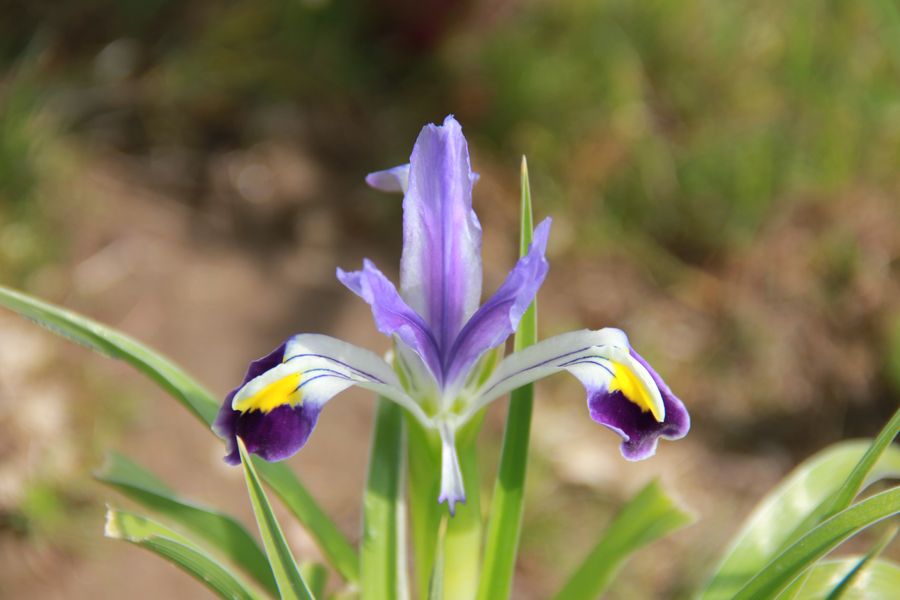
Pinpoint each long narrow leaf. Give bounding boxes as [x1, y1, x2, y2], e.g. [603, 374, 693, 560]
[0, 284, 359, 582]
[95, 452, 278, 596]
[105, 507, 262, 600]
[237, 438, 313, 600]
[733, 487, 900, 600]
[701, 439, 900, 599]
[553, 480, 693, 600]
[785, 409, 900, 549]
[778, 557, 900, 600]
[252, 459, 360, 583]
[0, 285, 218, 423]
[361, 397, 408, 599]
[824, 525, 896, 599]
[477, 156, 538, 600]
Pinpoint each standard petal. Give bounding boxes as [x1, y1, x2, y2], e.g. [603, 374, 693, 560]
[401, 115, 483, 351]
[337, 259, 443, 381]
[444, 218, 551, 388]
[213, 334, 426, 465]
[468, 328, 688, 459]
[366, 164, 410, 194]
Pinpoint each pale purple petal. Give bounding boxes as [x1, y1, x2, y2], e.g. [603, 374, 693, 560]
[366, 164, 410, 194]
[337, 259, 443, 381]
[401, 115, 483, 352]
[444, 218, 551, 387]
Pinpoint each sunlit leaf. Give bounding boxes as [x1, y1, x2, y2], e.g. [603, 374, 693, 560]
[701, 439, 900, 600]
[733, 487, 900, 599]
[105, 507, 262, 600]
[0, 285, 217, 423]
[237, 438, 313, 600]
[96, 452, 277, 596]
[553, 479, 693, 600]
[778, 557, 900, 600]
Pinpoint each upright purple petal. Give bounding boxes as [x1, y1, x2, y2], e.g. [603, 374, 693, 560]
[401, 115, 483, 352]
[337, 259, 443, 381]
[589, 349, 689, 460]
[444, 218, 551, 387]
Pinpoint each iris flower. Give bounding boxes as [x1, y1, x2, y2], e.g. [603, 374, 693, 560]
[214, 116, 689, 512]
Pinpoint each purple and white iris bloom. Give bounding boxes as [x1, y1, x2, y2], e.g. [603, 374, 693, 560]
[214, 116, 689, 513]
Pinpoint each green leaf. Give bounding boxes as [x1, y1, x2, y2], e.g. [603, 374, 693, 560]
[733, 487, 900, 600]
[823, 525, 896, 600]
[105, 507, 262, 600]
[361, 397, 408, 599]
[299, 563, 329, 599]
[237, 438, 313, 600]
[553, 480, 693, 600]
[0, 285, 218, 424]
[477, 156, 538, 600]
[0, 285, 359, 582]
[252, 459, 360, 584]
[428, 517, 448, 600]
[778, 557, 900, 600]
[787, 409, 900, 548]
[701, 439, 900, 600]
[95, 452, 278, 597]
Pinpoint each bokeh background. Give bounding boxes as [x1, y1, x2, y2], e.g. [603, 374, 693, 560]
[1, 0, 898, 597]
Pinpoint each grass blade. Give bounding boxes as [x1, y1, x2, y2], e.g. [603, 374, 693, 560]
[361, 397, 408, 599]
[105, 507, 262, 600]
[701, 438, 900, 599]
[237, 438, 313, 600]
[95, 452, 278, 596]
[733, 487, 900, 600]
[477, 156, 538, 600]
[0, 284, 359, 582]
[553, 480, 693, 600]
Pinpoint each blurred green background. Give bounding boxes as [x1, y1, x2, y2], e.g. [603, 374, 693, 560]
[1, 0, 898, 597]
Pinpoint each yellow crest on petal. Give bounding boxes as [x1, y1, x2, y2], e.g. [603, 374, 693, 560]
[233, 372, 303, 414]
[608, 361, 664, 422]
